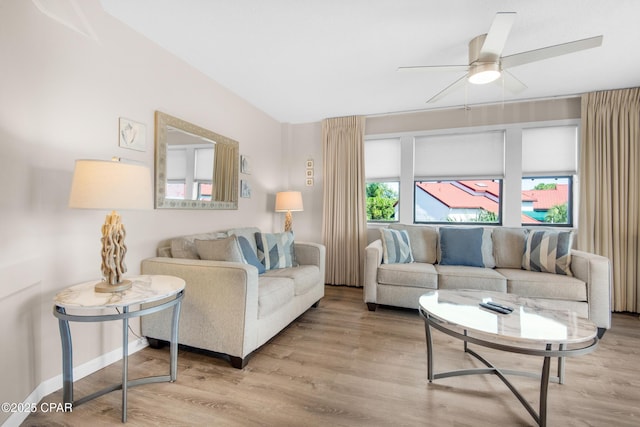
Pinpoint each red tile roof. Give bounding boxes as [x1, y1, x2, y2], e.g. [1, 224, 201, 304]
[416, 180, 499, 213]
[521, 184, 568, 210]
[416, 181, 566, 221]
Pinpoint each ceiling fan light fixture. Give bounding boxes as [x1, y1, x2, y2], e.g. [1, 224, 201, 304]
[468, 63, 501, 84]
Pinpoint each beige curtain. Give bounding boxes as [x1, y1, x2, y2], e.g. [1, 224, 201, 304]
[322, 116, 367, 286]
[578, 87, 640, 312]
[213, 143, 238, 202]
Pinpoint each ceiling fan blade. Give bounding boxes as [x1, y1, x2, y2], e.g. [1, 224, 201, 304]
[479, 12, 516, 61]
[501, 35, 603, 69]
[398, 65, 468, 72]
[497, 70, 527, 93]
[427, 74, 468, 103]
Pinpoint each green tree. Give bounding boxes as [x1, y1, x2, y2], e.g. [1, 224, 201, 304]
[474, 209, 498, 223]
[545, 203, 568, 223]
[366, 183, 398, 221]
[446, 209, 498, 223]
[534, 183, 557, 190]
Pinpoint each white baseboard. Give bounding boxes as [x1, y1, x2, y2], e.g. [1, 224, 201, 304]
[3, 338, 148, 427]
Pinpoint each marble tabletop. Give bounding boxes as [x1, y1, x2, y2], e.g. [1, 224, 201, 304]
[419, 290, 597, 345]
[54, 275, 185, 309]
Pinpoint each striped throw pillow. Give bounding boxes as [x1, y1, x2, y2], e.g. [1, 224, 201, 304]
[522, 230, 573, 276]
[380, 229, 414, 264]
[255, 231, 295, 270]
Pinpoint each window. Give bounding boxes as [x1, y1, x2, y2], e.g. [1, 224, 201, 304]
[365, 138, 401, 222]
[521, 177, 572, 226]
[365, 119, 578, 227]
[166, 181, 186, 199]
[415, 179, 501, 224]
[366, 181, 399, 222]
[413, 131, 504, 224]
[521, 126, 577, 226]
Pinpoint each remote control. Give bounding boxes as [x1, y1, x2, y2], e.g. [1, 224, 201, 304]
[479, 302, 511, 314]
[485, 301, 513, 312]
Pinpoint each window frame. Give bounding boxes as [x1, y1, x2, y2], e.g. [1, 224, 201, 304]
[521, 175, 574, 227]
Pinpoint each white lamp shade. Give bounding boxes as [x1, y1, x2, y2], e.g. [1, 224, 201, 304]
[69, 159, 152, 210]
[275, 191, 303, 212]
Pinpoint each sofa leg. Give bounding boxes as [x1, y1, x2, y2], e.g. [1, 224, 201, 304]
[147, 337, 167, 349]
[312, 300, 320, 308]
[229, 356, 247, 369]
[366, 302, 377, 311]
[597, 327, 607, 339]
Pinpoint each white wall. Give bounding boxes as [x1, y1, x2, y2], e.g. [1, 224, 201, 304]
[278, 122, 324, 242]
[0, 1, 284, 421]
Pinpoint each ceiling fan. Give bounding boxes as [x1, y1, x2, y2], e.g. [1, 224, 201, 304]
[399, 12, 603, 103]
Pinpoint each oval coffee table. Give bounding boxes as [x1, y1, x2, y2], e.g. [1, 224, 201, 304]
[419, 289, 598, 427]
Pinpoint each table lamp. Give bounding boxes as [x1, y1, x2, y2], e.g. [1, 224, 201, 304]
[275, 191, 303, 232]
[69, 158, 152, 292]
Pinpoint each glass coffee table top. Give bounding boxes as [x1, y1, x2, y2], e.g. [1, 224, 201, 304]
[419, 289, 598, 345]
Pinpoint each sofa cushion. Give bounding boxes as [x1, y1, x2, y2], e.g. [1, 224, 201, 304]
[262, 265, 321, 296]
[258, 276, 295, 318]
[522, 230, 573, 276]
[492, 227, 527, 269]
[171, 231, 227, 259]
[195, 235, 245, 263]
[438, 227, 495, 268]
[389, 224, 438, 263]
[227, 227, 261, 255]
[255, 231, 295, 270]
[237, 236, 266, 274]
[377, 262, 438, 289]
[498, 268, 587, 301]
[380, 229, 414, 264]
[435, 265, 506, 292]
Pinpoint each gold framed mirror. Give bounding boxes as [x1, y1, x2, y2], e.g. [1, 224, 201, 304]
[154, 111, 239, 209]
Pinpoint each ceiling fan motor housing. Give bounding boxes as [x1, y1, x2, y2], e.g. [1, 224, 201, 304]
[468, 33, 501, 84]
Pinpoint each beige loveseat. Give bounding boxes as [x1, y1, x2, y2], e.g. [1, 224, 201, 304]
[364, 224, 611, 337]
[140, 227, 325, 368]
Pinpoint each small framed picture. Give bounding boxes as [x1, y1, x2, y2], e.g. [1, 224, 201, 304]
[306, 178, 314, 186]
[305, 169, 314, 178]
[306, 159, 314, 169]
[241, 180, 251, 198]
[118, 117, 146, 151]
[241, 155, 251, 174]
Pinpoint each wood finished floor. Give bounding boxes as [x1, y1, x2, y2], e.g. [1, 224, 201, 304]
[25, 285, 640, 426]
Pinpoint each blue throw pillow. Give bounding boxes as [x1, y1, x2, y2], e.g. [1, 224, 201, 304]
[439, 227, 485, 267]
[238, 236, 266, 274]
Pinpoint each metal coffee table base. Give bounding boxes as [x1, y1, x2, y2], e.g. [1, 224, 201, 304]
[420, 307, 598, 427]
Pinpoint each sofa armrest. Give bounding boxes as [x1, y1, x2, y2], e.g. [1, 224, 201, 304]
[140, 257, 259, 358]
[294, 241, 326, 284]
[363, 239, 384, 304]
[571, 249, 612, 330]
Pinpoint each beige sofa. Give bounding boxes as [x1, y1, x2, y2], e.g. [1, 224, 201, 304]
[364, 224, 611, 337]
[140, 227, 325, 368]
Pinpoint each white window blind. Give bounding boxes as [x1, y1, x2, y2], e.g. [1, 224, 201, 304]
[365, 138, 401, 180]
[414, 131, 505, 178]
[194, 147, 214, 180]
[166, 148, 187, 180]
[522, 126, 577, 175]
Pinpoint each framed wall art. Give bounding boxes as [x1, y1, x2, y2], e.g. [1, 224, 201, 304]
[118, 117, 146, 152]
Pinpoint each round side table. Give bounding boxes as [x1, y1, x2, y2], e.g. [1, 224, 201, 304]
[53, 274, 185, 423]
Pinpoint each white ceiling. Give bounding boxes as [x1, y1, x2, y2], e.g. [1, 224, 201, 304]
[100, 0, 640, 124]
